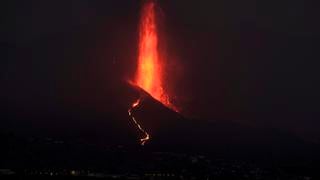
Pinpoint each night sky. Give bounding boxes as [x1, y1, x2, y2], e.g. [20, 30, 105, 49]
[1, 0, 320, 143]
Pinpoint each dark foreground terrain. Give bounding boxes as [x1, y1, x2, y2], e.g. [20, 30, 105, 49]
[1, 130, 319, 180]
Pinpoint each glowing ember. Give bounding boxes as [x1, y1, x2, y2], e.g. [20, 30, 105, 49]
[128, 0, 177, 146]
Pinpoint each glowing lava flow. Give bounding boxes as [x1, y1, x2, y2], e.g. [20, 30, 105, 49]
[128, 97, 150, 145]
[128, 0, 176, 146]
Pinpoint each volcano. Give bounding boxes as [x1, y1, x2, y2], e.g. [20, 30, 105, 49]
[127, 0, 178, 145]
[112, 82, 312, 160]
[1, 80, 314, 163]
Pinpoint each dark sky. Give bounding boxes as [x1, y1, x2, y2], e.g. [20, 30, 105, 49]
[1, 0, 320, 142]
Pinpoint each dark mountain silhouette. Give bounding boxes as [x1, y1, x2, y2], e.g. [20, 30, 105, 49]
[117, 82, 316, 161]
[1, 81, 317, 163]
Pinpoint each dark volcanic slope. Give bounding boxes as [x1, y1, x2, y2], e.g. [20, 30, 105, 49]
[126, 84, 315, 161]
[2, 81, 316, 161]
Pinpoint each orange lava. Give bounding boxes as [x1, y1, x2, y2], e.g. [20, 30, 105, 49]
[135, 0, 175, 110]
[128, 97, 150, 145]
[128, 0, 177, 146]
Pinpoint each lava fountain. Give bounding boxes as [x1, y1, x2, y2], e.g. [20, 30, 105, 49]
[128, 0, 177, 145]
